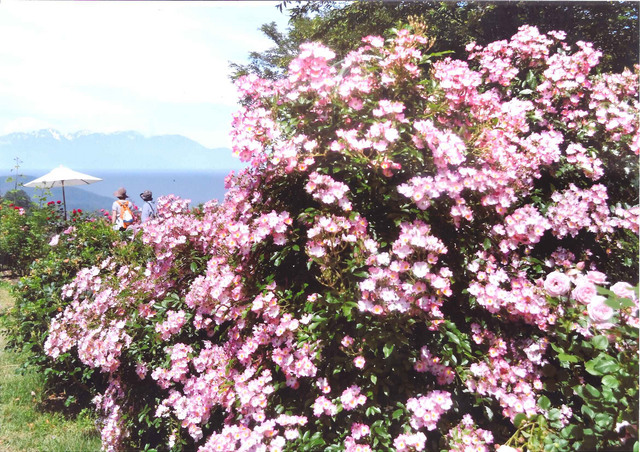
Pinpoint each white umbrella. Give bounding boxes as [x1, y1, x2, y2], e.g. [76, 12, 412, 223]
[24, 165, 102, 220]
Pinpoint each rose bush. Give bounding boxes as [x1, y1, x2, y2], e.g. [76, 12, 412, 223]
[37, 25, 638, 451]
[0, 199, 65, 276]
[2, 211, 147, 411]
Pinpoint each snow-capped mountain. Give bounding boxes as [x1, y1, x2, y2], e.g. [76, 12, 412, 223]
[0, 129, 242, 172]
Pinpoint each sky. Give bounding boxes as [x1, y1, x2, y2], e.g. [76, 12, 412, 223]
[0, 1, 291, 149]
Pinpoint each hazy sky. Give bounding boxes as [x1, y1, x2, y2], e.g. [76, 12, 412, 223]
[0, 1, 290, 149]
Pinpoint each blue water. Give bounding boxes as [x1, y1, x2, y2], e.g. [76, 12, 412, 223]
[79, 170, 233, 207]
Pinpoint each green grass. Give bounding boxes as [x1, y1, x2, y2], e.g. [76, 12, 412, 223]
[0, 279, 102, 452]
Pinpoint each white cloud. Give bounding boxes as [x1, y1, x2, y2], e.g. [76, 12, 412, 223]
[3, 117, 55, 135]
[0, 1, 289, 148]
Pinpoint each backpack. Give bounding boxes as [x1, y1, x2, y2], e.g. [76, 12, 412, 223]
[145, 201, 157, 220]
[118, 200, 135, 229]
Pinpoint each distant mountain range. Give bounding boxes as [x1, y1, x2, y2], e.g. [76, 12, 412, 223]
[0, 129, 243, 172]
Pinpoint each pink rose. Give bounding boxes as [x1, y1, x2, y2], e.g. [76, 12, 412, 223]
[571, 281, 598, 304]
[544, 271, 571, 297]
[587, 296, 615, 326]
[586, 270, 608, 285]
[610, 282, 637, 301]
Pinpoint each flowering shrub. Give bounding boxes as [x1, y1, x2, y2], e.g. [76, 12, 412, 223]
[40, 25, 638, 451]
[3, 215, 148, 412]
[0, 199, 68, 275]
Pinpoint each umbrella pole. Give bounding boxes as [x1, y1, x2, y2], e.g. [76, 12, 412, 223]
[62, 182, 67, 221]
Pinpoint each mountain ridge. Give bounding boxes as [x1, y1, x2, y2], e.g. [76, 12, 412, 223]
[1, 129, 242, 172]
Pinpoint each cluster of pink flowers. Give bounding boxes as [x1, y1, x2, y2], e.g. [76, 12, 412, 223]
[393, 431, 427, 452]
[312, 395, 338, 417]
[466, 325, 546, 421]
[467, 251, 553, 328]
[446, 415, 494, 452]
[413, 346, 455, 385]
[306, 214, 368, 264]
[406, 390, 453, 431]
[305, 172, 352, 211]
[344, 424, 373, 452]
[492, 204, 550, 253]
[288, 42, 337, 95]
[92, 378, 127, 452]
[338, 384, 366, 411]
[155, 309, 188, 340]
[565, 143, 604, 180]
[546, 184, 613, 238]
[412, 119, 467, 168]
[198, 414, 307, 452]
[358, 220, 451, 318]
[543, 268, 639, 332]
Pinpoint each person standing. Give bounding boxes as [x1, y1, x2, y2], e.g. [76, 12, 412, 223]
[140, 190, 157, 222]
[111, 187, 135, 230]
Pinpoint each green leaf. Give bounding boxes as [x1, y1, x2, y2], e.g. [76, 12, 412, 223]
[365, 405, 381, 417]
[594, 413, 613, 430]
[513, 412, 527, 428]
[538, 395, 551, 410]
[561, 424, 581, 439]
[392, 408, 404, 420]
[591, 335, 609, 350]
[584, 384, 601, 398]
[602, 375, 620, 388]
[581, 404, 596, 420]
[557, 353, 579, 363]
[307, 432, 326, 449]
[605, 296, 636, 309]
[445, 330, 461, 346]
[383, 343, 394, 359]
[585, 360, 601, 376]
[586, 353, 620, 375]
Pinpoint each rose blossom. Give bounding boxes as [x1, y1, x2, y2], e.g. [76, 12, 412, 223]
[571, 281, 598, 304]
[587, 296, 615, 326]
[496, 446, 519, 452]
[610, 282, 637, 301]
[544, 271, 571, 297]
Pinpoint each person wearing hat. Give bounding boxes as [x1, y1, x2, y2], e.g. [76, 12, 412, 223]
[111, 187, 135, 230]
[140, 190, 157, 222]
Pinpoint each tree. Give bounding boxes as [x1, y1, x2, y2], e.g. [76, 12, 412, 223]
[4, 189, 32, 209]
[232, 1, 638, 80]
